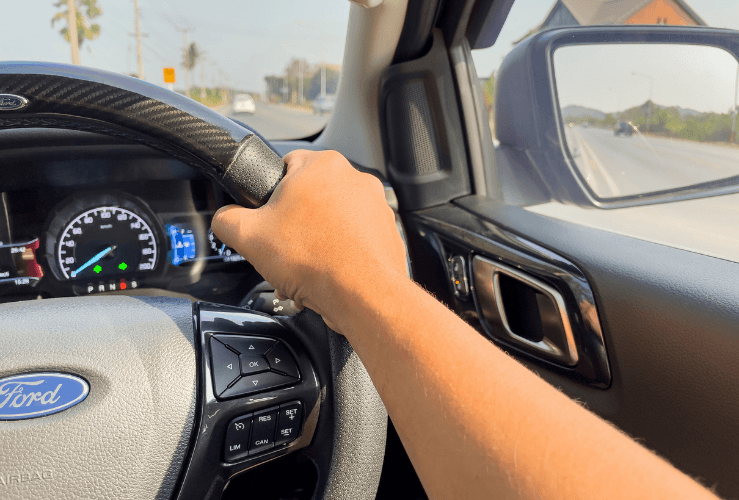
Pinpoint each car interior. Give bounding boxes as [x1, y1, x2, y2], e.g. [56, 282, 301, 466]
[1, 0, 738, 499]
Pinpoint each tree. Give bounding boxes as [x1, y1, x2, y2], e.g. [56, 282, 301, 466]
[182, 42, 201, 98]
[51, 0, 101, 49]
[306, 67, 339, 101]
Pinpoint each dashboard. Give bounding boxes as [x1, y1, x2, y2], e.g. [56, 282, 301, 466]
[0, 128, 262, 304]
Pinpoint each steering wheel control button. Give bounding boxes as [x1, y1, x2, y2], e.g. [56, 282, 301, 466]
[239, 353, 269, 375]
[221, 371, 298, 399]
[210, 338, 240, 396]
[275, 402, 303, 446]
[265, 342, 301, 379]
[224, 414, 252, 462]
[249, 409, 278, 454]
[218, 335, 277, 356]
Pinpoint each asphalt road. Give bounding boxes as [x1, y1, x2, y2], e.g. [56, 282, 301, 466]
[566, 126, 739, 198]
[218, 101, 329, 141]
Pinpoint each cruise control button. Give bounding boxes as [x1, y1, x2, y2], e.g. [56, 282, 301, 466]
[265, 342, 300, 379]
[224, 415, 252, 462]
[275, 402, 302, 446]
[218, 335, 277, 356]
[239, 353, 269, 375]
[249, 409, 277, 455]
[220, 371, 298, 399]
[210, 338, 240, 396]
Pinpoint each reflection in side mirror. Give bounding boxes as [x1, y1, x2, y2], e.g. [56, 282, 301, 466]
[554, 44, 739, 199]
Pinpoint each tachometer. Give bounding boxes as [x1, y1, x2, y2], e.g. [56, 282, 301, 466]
[57, 206, 157, 280]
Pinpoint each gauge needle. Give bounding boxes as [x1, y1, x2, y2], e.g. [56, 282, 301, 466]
[70, 245, 117, 278]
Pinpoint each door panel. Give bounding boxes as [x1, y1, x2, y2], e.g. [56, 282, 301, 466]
[406, 197, 739, 498]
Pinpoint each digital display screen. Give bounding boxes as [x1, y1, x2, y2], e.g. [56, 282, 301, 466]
[165, 217, 244, 266]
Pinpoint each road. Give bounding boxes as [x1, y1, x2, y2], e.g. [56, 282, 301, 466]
[565, 126, 739, 198]
[218, 101, 329, 141]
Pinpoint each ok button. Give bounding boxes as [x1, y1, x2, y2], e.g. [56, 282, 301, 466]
[239, 353, 269, 376]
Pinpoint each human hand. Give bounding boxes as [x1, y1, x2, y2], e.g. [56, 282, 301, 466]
[211, 150, 408, 331]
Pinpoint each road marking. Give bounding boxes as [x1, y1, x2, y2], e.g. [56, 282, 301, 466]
[578, 132, 622, 196]
[687, 156, 723, 170]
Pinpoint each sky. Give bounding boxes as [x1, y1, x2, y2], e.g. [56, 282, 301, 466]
[3, 0, 739, 95]
[470, 0, 739, 78]
[2, 0, 351, 93]
[554, 44, 738, 114]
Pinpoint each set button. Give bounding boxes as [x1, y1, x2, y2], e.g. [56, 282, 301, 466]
[223, 401, 303, 462]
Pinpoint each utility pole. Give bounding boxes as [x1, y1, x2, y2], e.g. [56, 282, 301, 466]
[298, 59, 304, 105]
[66, 0, 81, 64]
[631, 71, 654, 133]
[320, 63, 326, 98]
[132, 0, 145, 80]
[732, 65, 739, 143]
[177, 27, 191, 98]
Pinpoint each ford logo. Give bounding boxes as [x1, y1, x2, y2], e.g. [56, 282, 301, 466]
[0, 94, 28, 111]
[0, 373, 89, 420]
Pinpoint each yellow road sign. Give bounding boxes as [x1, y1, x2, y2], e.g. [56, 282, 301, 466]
[163, 67, 175, 83]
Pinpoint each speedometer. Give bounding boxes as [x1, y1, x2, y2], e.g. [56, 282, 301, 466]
[57, 206, 157, 280]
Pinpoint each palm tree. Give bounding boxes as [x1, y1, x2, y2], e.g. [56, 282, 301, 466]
[182, 42, 201, 98]
[51, 0, 102, 49]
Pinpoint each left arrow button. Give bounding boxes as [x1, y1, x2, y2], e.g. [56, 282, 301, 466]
[210, 337, 240, 397]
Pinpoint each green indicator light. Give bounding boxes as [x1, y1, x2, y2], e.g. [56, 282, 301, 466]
[93, 265, 102, 274]
[118, 262, 128, 271]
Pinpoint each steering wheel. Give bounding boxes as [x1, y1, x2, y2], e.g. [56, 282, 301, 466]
[0, 63, 387, 500]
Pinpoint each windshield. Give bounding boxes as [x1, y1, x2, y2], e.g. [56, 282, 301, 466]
[4, 0, 351, 141]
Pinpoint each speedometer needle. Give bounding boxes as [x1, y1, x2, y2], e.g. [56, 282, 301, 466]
[70, 245, 117, 278]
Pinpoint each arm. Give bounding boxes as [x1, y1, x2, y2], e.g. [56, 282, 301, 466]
[212, 150, 718, 500]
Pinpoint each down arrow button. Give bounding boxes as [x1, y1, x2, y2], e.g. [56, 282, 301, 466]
[265, 342, 300, 379]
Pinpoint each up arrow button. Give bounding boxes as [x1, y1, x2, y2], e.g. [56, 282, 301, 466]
[265, 342, 300, 379]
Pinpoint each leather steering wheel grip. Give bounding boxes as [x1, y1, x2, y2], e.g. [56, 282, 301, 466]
[0, 62, 285, 208]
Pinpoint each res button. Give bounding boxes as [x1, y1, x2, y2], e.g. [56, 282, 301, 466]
[249, 409, 277, 454]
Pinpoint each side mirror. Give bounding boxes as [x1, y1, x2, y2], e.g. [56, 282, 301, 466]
[494, 27, 739, 207]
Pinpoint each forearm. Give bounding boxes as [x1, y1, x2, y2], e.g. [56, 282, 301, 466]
[332, 273, 717, 500]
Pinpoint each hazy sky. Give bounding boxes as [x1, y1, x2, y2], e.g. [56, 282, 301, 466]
[554, 44, 738, 114]
[470, 0, 739, 78]
[3, 0, 739, 95]
[2, 0, 351, 92]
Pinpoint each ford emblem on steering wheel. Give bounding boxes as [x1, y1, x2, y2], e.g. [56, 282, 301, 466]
[0, 373, 89, 420]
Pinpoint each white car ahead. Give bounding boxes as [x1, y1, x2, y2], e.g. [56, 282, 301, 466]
[233, 94, 256, 114]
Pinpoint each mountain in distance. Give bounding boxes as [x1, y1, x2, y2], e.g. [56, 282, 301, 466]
[561, 105, 606, 121]
[624, 101, 706, 119]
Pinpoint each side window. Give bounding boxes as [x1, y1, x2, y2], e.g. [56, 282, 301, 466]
[469, 0, 739, 264]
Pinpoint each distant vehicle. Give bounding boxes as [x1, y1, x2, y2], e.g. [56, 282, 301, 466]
[233, 94, 256, 114]
[582, 121, 590, 128]
[614, 121, 633, 136]
[312, 94, 335, 115]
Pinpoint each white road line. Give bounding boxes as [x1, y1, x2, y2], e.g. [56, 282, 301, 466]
[578, 132, 622, 197]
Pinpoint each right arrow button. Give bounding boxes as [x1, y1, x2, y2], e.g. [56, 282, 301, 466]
[265, 342, 301, 379]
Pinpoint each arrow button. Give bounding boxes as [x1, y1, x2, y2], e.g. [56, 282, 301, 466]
[210, 338, 240, 397]
[220, 371, 298, 399]
[265, 342, 300, 379]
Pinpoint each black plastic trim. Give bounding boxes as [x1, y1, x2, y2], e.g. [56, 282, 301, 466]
[407, 205, 611, 387]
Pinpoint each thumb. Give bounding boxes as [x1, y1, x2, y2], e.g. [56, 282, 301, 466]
[211, 204, 261, 259]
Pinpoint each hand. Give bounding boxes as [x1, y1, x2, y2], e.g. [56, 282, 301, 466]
[212, 150, 408, 331]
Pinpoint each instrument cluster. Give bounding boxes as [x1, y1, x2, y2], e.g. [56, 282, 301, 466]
[0, 188, 249, 299]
